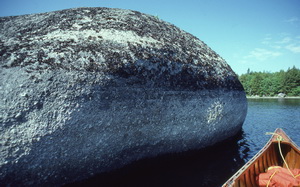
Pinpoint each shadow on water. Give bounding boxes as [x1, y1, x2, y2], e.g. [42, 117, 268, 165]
[65, 130, 249, 187]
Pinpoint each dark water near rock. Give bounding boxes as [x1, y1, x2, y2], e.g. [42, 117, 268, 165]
[66, 98, 300, 187]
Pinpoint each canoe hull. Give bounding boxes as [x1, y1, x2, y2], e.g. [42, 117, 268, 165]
[223, 128, 300, 187]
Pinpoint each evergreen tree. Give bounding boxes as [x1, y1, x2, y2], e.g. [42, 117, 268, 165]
[283, 66, 300, 96]
[238, 67, 300, 96]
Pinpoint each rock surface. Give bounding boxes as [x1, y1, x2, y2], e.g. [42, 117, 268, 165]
[0, 7, 247, 186]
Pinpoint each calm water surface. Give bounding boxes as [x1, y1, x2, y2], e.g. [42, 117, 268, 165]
[67, 98, 300, 187]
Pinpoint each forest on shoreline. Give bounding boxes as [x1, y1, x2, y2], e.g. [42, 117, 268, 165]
[238, 66, 300, 97]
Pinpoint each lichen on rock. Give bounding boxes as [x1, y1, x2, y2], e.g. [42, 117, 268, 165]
[0, 7, 247, 186]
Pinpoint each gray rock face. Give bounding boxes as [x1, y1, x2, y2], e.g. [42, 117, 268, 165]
[0, 7, 247, 186]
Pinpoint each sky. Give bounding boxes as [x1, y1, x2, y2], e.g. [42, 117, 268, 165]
[1, 0, 299, 75]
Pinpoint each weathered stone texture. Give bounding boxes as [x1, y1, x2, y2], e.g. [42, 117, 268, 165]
[0, 7, 247, 186]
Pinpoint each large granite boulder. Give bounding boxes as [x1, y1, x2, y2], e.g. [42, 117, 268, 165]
[0, 7, 247, 186]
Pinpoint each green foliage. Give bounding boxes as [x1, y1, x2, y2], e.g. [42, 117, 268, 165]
[238, 66, 300, 96]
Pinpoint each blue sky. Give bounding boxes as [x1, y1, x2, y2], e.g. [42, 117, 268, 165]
[1, 0, 299, 75]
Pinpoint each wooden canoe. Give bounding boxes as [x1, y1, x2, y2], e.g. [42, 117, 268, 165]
[222, 128, 300, 187]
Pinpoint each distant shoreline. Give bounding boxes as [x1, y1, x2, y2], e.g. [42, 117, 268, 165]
[246, 96, 300, 99]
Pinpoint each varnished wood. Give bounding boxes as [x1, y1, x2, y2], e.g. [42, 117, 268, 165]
[222, 128, 300, 187]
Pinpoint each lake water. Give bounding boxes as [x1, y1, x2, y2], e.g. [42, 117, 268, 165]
[67, 98, 300, 187]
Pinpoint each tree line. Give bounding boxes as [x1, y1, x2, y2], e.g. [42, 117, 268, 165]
[239, 66, 300, 96]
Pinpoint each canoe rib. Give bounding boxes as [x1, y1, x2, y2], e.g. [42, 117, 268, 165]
[222, 128, 300, 187]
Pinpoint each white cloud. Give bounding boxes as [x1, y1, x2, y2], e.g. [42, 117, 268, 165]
[285, 17, 299, 24]
[244, 48, 282, 61]
[261, 37, 272, 45]
[286, 44, 300, 53]
[276, 37, 292, 44]
[271, 45, 282, 49]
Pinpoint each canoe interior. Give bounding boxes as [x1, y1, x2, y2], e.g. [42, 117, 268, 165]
[223, 129, 300, 187]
